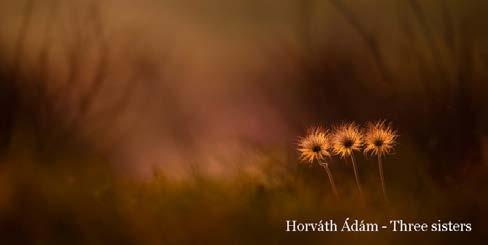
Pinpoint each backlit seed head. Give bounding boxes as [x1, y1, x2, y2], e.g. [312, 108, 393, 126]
[332, 122, 363, 158]
[297, 127, 331, 163]
[364, 120, 398, 157]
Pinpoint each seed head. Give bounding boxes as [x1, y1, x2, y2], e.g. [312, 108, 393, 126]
[297, 127, 331, 163]
[364, 120, 398, 157]
[332, 122, 363, 158]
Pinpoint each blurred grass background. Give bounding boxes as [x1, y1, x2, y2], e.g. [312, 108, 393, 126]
[1, 0, 488, 244]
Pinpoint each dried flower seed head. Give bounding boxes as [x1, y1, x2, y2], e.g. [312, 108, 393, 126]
[297, 127, 331, 163]
[332, 123, 363, 158]
[364, 120, 397, 157]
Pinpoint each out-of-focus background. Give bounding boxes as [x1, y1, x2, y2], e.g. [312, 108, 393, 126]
[0, 0, 487, 243]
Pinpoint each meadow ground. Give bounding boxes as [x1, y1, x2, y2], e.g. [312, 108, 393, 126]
[0, 130, 486, 244]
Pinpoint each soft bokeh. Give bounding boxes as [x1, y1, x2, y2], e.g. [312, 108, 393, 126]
[0, 0, 487, 243]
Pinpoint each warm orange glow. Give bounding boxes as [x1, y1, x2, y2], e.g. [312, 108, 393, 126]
[297, 127, 330, 163]
[364, 120, 398, 157]
[331, 123, 363, 158]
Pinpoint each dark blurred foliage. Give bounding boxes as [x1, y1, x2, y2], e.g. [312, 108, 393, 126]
[0, 0, 488, 244]
[291, 0, 488, 184]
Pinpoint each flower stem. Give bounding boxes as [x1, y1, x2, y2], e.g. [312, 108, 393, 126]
[350, 153, 363, 198]
[377, 155, 389, 203]
[319, 161, 339, 198]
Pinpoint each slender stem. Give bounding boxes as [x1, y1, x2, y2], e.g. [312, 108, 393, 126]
[377, 155, 389, 203]
[350, 153, 363, 197]
[319, 161, 339, 198]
